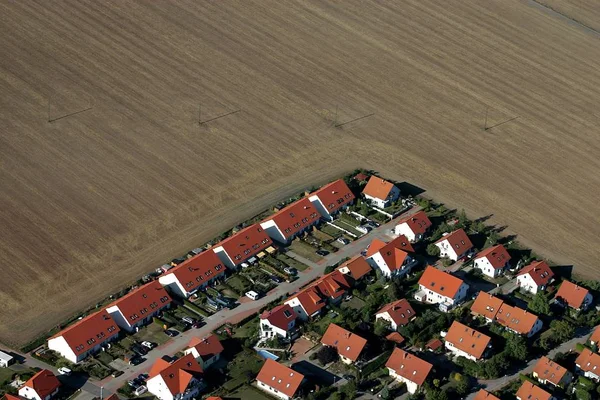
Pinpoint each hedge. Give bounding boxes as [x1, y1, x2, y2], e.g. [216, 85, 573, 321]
[362, 350, 393, 377]
[183, 300, 210, 317]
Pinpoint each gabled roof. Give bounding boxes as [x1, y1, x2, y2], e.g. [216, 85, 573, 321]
[377, 237, 415, 272]
[50, 310, 120, 356]
[385, 348, 432, 385]
[260, 304, 297, 331]
[590, 325, 600, 344]
[187, 334, 224, 362]
[376, 299, 416, 327]
[354, 173, 369, 182]
[314, 271, 350, 300]
[2, 395, 22, 400]
[321, 324, 367, 362]
[516, 381, 553, 400]
[495, 304, 540, 335]
[555, 280, 590, 309]
[533, 356, 569, 386]
[337, 256, 372, 280]
[576, 348, 600, 374]
[396, 211, 432, 235]
[256, 359, 304, 398]
[435, 229, 473, 255]
[366, 236, 414, 259]
[473, 389, 500, 400]
[166, 250, 226, 293]
[23, 369, 60, 399]
[108, 281, 172, 325]
[445, 321, 491, 360]
[216, 224, 272, 264]
[426, 339, 443, 351]
[148, 354, 202, 395]
[287, 286, 326, 317]
[517, 261, 554, 287]
[418, 266, 466, 299]
[386, 332, 405, 345]
[263, 197, 321, 240]
[310, 179, 355, 214]
[104, 395, 120, 400]
[475, 244, 511, 269]
[471, 292, 504, 321]
[362, 176, 397, 201]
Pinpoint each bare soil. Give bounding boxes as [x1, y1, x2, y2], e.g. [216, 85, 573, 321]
[1, 0, 600, 346]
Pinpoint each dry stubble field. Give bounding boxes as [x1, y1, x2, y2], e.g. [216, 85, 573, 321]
[1, 0, 600, 346]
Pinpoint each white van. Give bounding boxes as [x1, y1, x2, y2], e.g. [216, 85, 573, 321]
[134, 385, 147, 396]
[57, 367, 72, 375]
[245, 291, 259, 301]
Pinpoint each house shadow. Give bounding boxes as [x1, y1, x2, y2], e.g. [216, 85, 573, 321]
[395, 182, 426, 197]
[553, 265, 574, 279]
[291, 360, 340, 386]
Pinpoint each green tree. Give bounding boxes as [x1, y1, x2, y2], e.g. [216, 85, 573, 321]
[484, 231, 499, 248]
[339, 380, 357, 400]
[528, 292, 551, 316]
[426, 243, 440, 257]
[374, 319, 391, 337]
[576, 388, 592, 400]
[388, 280, 402, 300]
[551, 319, 576, 343]
[426, 389, 448, 400]
[471, 220, 485, 234]
[380, 385, 390, 400]
[505, 334, 528, 361]
[457, 209, 469, 229]
[316, 346, 339, 365]
[455, 378, 470, 396]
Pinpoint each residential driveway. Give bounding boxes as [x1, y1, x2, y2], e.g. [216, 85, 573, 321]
[290, 337, 316, 362]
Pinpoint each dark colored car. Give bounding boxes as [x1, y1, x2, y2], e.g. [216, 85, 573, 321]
[131, 344, 147, 356]
[269, 275, 284, 283]
[315, 249, 329, 256]
[164, 329, 178, 337]
[129, 357, 144, 366]
[111, 370, 124, 378]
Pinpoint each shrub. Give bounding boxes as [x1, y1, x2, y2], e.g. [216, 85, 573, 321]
[316, 346, 338, 365]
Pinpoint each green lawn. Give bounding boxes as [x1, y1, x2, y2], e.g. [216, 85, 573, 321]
[0, 367, 15, 386]
[320, 224, 343, 238]
[132, 323, 171, 346]
[338, 213, 361, 227]
[341, 297, 366, 311]
[331, 220, 363, 237]
[233, 317, 259, 338]
[226, 275, 252, 294]
[231, 385, 273, 400]
[276, 253, 309, 271]
[289, 240, 322, 262]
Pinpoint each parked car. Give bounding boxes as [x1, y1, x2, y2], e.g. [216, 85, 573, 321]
[141, 341, 154, 350]
[315, 249, 329, 256]
[128, 380, 140, 389]
[269, 275, 284, 283]
[164, 329, 178, 337]
[138, 373, 149, 381]
[134, 385, 148, 396]
[111, 370, 124, 378]
[57, 367, 72, 376]
[245, 291, 260, 300]
[129, 356, 144, 366]
[356, 225, 371, 234]
[192, 321, 202, 329]
[337, 237, 350, 245]
[344, 295, 353, 302]
[283, 267, 297, 275]
[131, 344, 147, 356]
[181, 316, 196, 325]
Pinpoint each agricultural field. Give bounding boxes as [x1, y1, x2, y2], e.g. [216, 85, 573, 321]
[1, 0, 600, 346]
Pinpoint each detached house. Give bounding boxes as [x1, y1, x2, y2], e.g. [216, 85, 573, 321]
[106, 281, 172, 332]
[308, 179, 355, 220]
[555, 280, 593, 311]
[362, 176, 400, 208]
[284, 287, 326, 320]
[183, 334, 224, 370]
[146, 354, 204, 400]
[473, 245, 511, 278]
[532, 356, 572, 388]
[260, 198, 321, 243]
[385, 348, 432, 394]
[516, 381, 555, 400]
[415, 266, 469, 312]
[589, 326, 600, 347]
[394, 211, 432, 243]
[434, 229, 473, 261]
[337, 256, 372, 282]
[444, 321, 491, 361]
[366, 236, 418, 278]
[256, 359, 304, 400]
[576, 348, 600, 381]
[516, 260, 554, 294]
[260, 304, 298, 340]
[158, 250, 226, 298]
[314, 271, 351, 304]
[18, 370, 60, 400]
[212, 224, 272, 269]
[48, 310, 120, 363]
[473, 390, 500, 400]
[471, 292, 543, 337]
[321, 323, 367, 365]
[376, 299, 417, 331]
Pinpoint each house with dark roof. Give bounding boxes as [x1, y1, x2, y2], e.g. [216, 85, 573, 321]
[473, 244, 511, 278]
[158, 250, 226, 298]
[415, 266, 469, 312]
[18, 370, 60, 400]
[444, 321, 492, 361]
[516, 381, 555, 400]
[434, 229, 474, 261]
[256, 359, 304, 400]
[183, 334, 224, 370]
[47, 310, 120, 363]
[212, 224, 272, 269]
[106, 281, 172, 332]
[259, 197, 321, 243]
[308, 179, 355, 220]
[376, 299, 417, 331]
[362, 176, 400, 208]
[516, 260, 554, 294]
[337, 256, 372, 281]
[386, 348, 432, 394]
[554, 280, 593, 311]
[532, 356, 572, 388]
[260, 304, 298, 340]
[393, 211, 432, 243]
[146, 354, 204, 400]
[366, 236, 418, 278]
[321, 324, 367, 364]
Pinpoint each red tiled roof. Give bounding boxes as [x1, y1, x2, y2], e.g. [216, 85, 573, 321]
[148, 354, 202, 395]
[386, 332, 405, 345]
[314, 271, 350, 300]
[187, 334, 224, 362]
[555, 280, 590, 309]
[445, 321, 491, 360]
[288, 286, 326, 317]
[311, 179, 355, 214]
[216, 224, 272, 265]
[495, 304, 540, 335]
[104, 395, 120, 400]
[50, 310, 120, 356]
[473, 389, 500, 400]
[108, 281, 171, 325]
[362, 176, 396, 201]
[418, 266, 465, 299]
[2, 395, 22, 400]
[435, 229, 473, 256]
[321, 324, 367, 362]
[533, 356, 569, 386]
[338, 256, 372, 280]
[470, 292, 504, 321]
[590, 326, 600, 344]
[264, 197, 321, 240]
[475, 244, 511, 269]
[516, 381, 552, 400]
[396, 211, 432, 236]
[426, 339, 443, 351]
[167, 250, 226, 293]
[354, 173, 369, 182]
[23, 369, 60, 399]
[576, 348, 600, 374]
[385, 348, 432, 385]
[260, 304, 297, 331]
[517, 261, 554, 287]
[366, 236, 414, 261]
[366, 238, 387, 258]
[256, 359, 303, 398]
[377, 299, 416, 327]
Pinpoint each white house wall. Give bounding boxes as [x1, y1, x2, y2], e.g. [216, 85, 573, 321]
[260, 220, 287, 243]
[375, 313, 397, 331]
[257, 381, 290, 400]
[474, 258, 500, 278]
[308, 195, 331, 220]
[517, 274, 540, 294]
[213, 246, 236, 269]
[284, 298, 309, 321]
[435, 240, 459, 261]
[394, 223, 416, 242]
[388, 369, 419, 394]
[47, 336, 78, 364]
